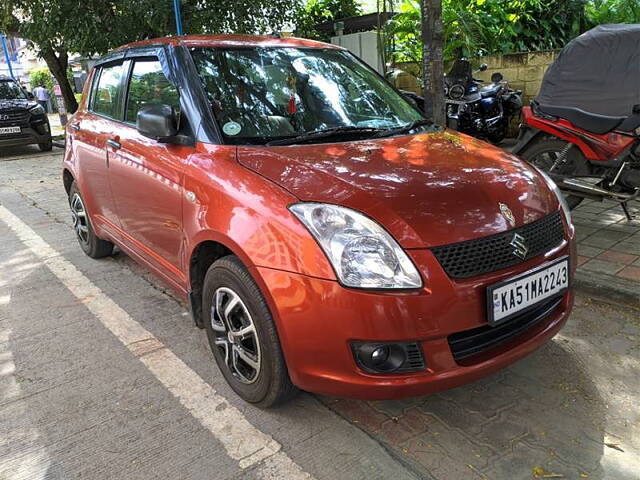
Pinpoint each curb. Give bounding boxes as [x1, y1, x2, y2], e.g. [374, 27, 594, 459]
[574, 269, 639, 309]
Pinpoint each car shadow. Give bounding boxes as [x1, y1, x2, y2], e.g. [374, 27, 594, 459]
[0, 144, 59, 160]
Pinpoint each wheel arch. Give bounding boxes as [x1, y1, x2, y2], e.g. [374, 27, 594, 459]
[187, 233, 265, 329]
[63, 168, 75, 195]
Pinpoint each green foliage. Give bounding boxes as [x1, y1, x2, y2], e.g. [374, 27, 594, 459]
[28, 68, 53, 92]
[2, 0, 300, 113]
[388, 0, 586, 71]
[2, 0, 300, 57]
[385, 0, 422, 67]
[28, 67, 59, 109]
[387, 0, 640, 79]
[295, 0, 362, 41]
[27, 67, 75, 109]
[584, 0, 640, 25]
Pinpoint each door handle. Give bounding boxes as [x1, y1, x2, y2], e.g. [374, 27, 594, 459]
[106, 139, 121, 149]
[70, 123, 80, 131]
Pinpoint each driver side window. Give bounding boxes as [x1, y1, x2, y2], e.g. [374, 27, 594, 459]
[125, 59, 180, 124]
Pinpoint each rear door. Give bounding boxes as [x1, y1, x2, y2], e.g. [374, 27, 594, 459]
[71, 62, 126, 232]
[106, 57, 189, 287]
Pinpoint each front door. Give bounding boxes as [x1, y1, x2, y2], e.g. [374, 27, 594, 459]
[107, 58, 188, 287]
[72, 63, 126, 232]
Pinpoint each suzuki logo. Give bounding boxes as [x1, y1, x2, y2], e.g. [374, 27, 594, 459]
[510, 233, 529, 260]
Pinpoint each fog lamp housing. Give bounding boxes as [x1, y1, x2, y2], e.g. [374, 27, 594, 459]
[352, 341, 426, 374]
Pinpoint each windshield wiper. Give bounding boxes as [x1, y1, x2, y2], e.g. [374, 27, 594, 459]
[266, 126, 383, 146]
[370, 119, 435, 139]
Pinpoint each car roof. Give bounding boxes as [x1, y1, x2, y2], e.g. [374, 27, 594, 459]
[116, 34, 343, 52]
[0, 75, 16, 81]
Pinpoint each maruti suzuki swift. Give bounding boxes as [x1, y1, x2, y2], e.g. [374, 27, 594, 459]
[63, 35, 575, 407]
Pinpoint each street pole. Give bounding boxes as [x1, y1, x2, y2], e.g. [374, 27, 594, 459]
[1, 34, 15, 79]
[173, 0, 184, 35]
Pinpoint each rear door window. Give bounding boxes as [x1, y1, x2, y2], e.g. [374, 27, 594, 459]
[92, 63, 125, 119]
[125, 60, 180, 125]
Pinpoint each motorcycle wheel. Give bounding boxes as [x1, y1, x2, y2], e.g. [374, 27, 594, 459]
[520, 136, 590, 210]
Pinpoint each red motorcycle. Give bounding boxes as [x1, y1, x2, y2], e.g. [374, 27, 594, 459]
[513, 24, 640, 219]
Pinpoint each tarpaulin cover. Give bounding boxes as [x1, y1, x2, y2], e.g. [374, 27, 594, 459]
[536, 24, 640, 117]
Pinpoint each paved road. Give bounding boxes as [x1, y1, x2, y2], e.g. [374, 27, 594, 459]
[1, 147, 638, 480]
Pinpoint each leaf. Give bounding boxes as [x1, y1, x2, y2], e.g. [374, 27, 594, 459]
[532, 466, 564, 478]
[604, 443, 625, 453]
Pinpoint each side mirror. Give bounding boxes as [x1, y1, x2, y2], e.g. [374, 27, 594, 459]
[479, 63, 488, 72]
[491, 72, 504, 83]
[137, 104, 178, 141]
[25, 91, 35, 100]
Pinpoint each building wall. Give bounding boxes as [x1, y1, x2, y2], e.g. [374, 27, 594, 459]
[0, 36, 47, 83]
[331, 31, 384, 73]
[473, 50, 559, 104]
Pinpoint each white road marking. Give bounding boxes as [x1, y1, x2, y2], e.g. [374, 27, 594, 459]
[0, 206, 312, 479]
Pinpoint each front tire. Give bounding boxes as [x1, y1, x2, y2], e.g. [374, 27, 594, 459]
[68, 181, 113, 258]
[38, 138, 53, 152]
[521, 136, 589, 209]
[203, 256, 297, 407]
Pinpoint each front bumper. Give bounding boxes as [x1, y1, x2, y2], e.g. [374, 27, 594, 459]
[254, 233, 576, 400]
[0, 120, 51, 148]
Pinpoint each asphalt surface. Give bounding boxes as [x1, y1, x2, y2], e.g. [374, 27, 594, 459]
[1, 146, 638, 480]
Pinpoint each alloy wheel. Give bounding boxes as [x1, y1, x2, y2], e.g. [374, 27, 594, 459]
[70, 193, 89, 244]
[211, 287, 261, 384]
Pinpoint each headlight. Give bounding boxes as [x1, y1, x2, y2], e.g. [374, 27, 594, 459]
[533, 167, 572, 226]
[289, 203, 423, 289]
[29, 104, 45, 115]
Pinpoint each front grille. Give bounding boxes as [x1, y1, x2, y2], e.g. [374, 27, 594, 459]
[448, 296, 562, 361]
[431, 211, 564, 279]
[0, 109, 30, 126]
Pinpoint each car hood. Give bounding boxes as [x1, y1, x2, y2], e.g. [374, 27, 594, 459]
[237, 130, 559, 248]
[0, 98, 35, 111]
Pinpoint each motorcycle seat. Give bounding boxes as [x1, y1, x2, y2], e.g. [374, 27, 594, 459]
[617, 113, 640, 133]
[480, 84, 501, 98]
[537, 104, 625, 134]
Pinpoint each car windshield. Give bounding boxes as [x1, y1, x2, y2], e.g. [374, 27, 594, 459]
[190, 47, 426, 144]
[0, 79, 26, 100]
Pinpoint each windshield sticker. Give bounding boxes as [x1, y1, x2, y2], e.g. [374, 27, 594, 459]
[222, 121, 242, 136]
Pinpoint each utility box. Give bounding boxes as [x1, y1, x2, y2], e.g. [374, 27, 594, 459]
[331, 31, 384, 74]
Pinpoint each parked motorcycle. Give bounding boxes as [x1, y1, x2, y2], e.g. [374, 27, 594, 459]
[396, 60, 522, 143]
[444, 59, 522, 144]
[514, 24, 640, 219]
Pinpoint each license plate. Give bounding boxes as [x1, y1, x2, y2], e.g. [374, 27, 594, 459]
[487, 256, 569, 326]
[0, 126, 21, 135]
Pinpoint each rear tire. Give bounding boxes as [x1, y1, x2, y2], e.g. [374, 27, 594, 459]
[521, 136, 589, 210]
[202, 255, 297, 407]
[68, 181, 113, 258]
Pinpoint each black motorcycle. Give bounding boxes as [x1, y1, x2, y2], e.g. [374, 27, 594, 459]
[444, 59, 522, 143]
[398, 60, 522, 143]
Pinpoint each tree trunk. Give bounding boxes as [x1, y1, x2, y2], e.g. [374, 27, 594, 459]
[40, 44, 78, 114]
[421, 0, 445, 125]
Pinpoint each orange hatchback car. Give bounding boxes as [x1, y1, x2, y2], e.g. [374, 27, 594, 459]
[63, 35, 575, 407]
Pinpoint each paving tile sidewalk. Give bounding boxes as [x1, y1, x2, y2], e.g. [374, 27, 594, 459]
[323, 293, 640, 480]
[47, 112, 65, 137]
[573, 199, 640, 305]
